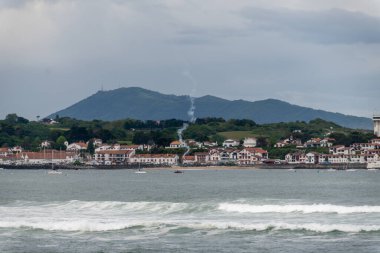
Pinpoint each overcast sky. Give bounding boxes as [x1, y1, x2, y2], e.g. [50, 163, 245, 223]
[1, 0, 379, 120]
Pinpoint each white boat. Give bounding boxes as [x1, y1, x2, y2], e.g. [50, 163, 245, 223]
[47, 170, 62, 175]
[367, 161, 380, 170]
[346, 169, 357, 172]
[135, 170, 147, 174]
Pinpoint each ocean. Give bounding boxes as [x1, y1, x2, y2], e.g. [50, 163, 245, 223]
[0, 168, 379, 253]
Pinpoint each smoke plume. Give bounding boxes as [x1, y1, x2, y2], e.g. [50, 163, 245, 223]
[177, 70, 198, 161]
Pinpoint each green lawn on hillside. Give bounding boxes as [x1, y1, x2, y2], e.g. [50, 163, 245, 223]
[218, 131, 256, 140]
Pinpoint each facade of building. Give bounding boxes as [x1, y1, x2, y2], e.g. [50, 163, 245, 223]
[243, 137, 257, 148]
[285, 152, 306, 164]
[66, 142, 88, 151]
[168, 141, 185, 149]
[129, 154, 178, 166]
[94, 149, 135, 165]
[194, 152, 210, 164]
[223, 139, 240, 148]
[238, 148, 268, 165]
[15, 150, 77, 164]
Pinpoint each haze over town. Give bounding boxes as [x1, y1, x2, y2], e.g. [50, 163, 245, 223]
[1, 0, 380, 119]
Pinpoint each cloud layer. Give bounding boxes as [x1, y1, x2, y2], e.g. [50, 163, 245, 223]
[0, 0, 379, 119]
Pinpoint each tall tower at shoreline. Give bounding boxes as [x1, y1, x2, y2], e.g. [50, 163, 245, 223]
[374, 115, 380, 137]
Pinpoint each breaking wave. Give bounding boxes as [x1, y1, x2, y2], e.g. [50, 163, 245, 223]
[1, 201, 380, 234]
[0, 220, 379, 233]
[218, 203, 380, 214]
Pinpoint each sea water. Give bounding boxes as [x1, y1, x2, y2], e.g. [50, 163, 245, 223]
[0, 169, 379, 253]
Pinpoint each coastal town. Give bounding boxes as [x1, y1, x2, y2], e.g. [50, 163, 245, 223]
[1, 133, 379, 168]
[0, 114, 379, 169]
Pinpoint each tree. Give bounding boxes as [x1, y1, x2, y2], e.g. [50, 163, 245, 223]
[56, 136, 67, 150]
[87, 140, 95, 155]
[256, 137, 268, 147]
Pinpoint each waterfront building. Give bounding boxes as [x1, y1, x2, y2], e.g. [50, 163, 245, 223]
[194, 152, 210, 164]
[15, 150, 77, 164]
[129, 154, 178, 166]
[182, 155, 196, 165]
[285, 152, 306, 164]
[238, 148, 268, 165]
[94, 149, 135, 165]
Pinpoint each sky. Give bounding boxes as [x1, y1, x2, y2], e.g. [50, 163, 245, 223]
[0, 0, 379, 120]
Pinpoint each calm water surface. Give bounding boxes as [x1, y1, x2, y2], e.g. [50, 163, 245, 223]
[0, 168, 379, 253]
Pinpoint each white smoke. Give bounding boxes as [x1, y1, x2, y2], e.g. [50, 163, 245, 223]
[177, 70, 198, 161]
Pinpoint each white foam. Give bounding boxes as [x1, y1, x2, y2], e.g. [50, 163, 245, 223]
[0, 220, 160, 232]
[218, 203, 380, 214]
[188, 222, 380, 233]
[0, 220, 378, 233]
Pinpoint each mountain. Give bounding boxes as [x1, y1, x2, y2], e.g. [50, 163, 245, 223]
[49, 87, 372, 129]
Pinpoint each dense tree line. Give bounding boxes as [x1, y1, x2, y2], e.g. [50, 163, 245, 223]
[0, 114, 374, 152]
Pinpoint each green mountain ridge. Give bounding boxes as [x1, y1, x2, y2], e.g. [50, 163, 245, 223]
[49, 87, 372, 129]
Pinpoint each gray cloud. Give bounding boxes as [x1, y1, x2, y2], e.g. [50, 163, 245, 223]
[241, 8, 380, 44]
[0, 0, 379, 119]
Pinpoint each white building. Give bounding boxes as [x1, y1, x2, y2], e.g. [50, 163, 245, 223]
[167, 141, 186, 149]
[10, 146, 23, 153]
[285, 152, 306, 164]
[15, 151, 77, 164]
[238, 148, 268, 165]
[305, 152, 319, 164]
[94, 149, 135, 165]
[66, 142, 87, 151]
[41, 141, 52, 148]
[194, 152, 210, 164]
[129, 154, 178, 166]
[182, 155, 196, 165]
[243, 137, 257, 148]
[223, 139, 240, 148]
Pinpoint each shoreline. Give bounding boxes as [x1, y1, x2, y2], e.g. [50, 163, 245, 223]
[0, 163, 368, 170]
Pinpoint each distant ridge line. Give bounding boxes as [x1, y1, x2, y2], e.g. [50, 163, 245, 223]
[49, 87, 372, 130]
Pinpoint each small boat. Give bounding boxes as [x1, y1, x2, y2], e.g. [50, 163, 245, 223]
[367, 168, 378, 171]
[345, 169, 357, 172]
[135, 169, 146, 174]
[174, 170, 183, 174]
[367, 161, 380, 170]
[287, 168, 296, 172]
[47, 170, 62, 175]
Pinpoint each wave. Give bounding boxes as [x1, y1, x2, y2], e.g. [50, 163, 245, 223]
[0, 220, 379, 233]
[218, 203, 380, 214]
[6, 200, 380, 215]
[2, 200, 213, 215]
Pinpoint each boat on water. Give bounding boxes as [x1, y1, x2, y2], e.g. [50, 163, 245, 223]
[174, 170, 183, 174]
[345, 169, 357, 172]
[47, 150, 62, 175]
[47, 170, 62, 175]
[135, 169, 147, 174]
[367, 161, 380, 170]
